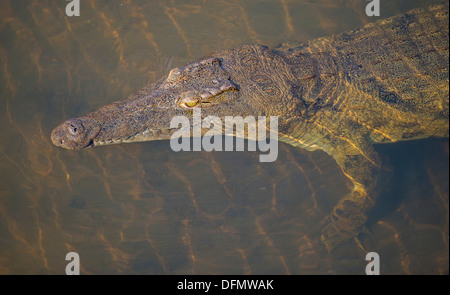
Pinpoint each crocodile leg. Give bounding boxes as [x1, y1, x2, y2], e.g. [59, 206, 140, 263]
[319, 139, 382, 252]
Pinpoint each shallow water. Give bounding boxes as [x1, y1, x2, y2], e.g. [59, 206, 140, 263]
[0, 0, 448, 274]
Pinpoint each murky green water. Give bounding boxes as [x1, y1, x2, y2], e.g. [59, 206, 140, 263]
[0, 0, 448, 274]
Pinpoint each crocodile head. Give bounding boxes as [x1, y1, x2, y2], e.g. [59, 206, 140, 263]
[51, 45, 302, 150]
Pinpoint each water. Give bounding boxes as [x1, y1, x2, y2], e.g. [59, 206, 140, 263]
[0, 0, 448, 274]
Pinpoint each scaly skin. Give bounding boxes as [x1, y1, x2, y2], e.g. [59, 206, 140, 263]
[51, 5, 449, 252]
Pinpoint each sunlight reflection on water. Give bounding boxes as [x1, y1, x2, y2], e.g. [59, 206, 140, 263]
[0, 0, 447, 274]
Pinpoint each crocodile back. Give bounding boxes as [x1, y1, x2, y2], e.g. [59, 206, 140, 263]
[278, 4, 449, 144]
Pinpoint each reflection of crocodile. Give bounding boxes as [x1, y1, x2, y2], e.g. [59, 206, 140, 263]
[51, 5, 449, 252]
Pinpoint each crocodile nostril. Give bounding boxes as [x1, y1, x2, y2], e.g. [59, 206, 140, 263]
[68, 120, 85, 136]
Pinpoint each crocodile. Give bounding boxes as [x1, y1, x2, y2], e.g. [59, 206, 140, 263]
[51, 4, 449, 252]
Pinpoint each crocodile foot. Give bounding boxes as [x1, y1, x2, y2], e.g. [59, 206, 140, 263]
[320, 190, 372, 253]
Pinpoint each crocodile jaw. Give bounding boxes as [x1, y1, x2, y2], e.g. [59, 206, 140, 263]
[91, 127, 180, 147]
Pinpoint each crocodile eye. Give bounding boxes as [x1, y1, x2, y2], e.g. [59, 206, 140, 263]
[179, 92, 201, 108]
[183, 98, 200, 108]
[68, 120, 84, 136]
